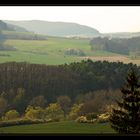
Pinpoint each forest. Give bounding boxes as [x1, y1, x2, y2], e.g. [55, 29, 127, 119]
[0, 60, 139, 119]
[90, 36, 140, 55]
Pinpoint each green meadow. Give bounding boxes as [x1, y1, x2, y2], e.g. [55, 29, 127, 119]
[0, 37, 119, 65]
[0, 121, 115, 134]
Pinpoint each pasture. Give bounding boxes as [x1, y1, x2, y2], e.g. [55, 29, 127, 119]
[0, 121, 115, 134]
[0, 36, 140, 65]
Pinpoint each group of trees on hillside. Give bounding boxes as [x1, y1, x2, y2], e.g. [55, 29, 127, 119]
[0, 60, 139, 116]
[0, 60, 140, 133]
[90, 36, 140, 55]
[64, 48, 85, 56]
[0, 60, 140, 116]
[0, 60, 138, 105]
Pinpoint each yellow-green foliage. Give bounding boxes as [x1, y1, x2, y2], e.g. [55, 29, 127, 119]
[3, 109, 20, 120]
[45, 103, 64, 121]
[76, 116, 87, 123]
[97, 113, 110, 123]
[76, 115, 97, 123]
[25, 106, 46, 120]
[25, 104, 64, 122]
[69, 104, 83, 120]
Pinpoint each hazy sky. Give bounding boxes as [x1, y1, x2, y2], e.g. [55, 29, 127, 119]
[0, 6, 140, 33]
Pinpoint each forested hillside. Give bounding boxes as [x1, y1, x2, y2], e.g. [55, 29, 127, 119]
[90, 37, 140, 55]
[0, 60, 139, 115]
[4, 20, 101, 37]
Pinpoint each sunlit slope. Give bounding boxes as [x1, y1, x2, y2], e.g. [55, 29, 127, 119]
[0, 36, 118, 65]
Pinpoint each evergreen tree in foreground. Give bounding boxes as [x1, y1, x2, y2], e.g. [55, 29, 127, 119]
[109, 69, 140, 134]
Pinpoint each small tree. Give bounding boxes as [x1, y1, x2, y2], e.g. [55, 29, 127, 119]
[25, 106, 46, 120]
[12, 88, 26, 113]
[109, 69, 140, 134]
[4, 109, 20, 120]
[45, 103, 64, 121]
[29, 95, 47, 108]
[57, 95, 71, 117]
[69, 103, 83, 120]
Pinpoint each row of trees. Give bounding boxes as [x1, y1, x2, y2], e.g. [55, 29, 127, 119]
[0, 88, 121, 119]
[90, 36, 140, 55]
[0, 60, 140, 134]
[0, 60, 139, 115]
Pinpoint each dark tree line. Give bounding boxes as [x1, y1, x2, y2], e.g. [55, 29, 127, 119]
[90, 36, 140, 55]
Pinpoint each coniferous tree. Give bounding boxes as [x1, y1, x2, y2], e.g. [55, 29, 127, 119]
[109, 69, 140, 134]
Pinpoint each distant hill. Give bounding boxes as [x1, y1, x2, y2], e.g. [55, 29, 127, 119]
[0, 20, 28, 32]
[0, 20, 47, 40]
[4, 20, 101, 37]
[0, 20, 13, 31]
[7, 23, 28, 32]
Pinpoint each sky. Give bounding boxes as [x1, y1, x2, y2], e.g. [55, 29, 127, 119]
[0, 6, 140, 33]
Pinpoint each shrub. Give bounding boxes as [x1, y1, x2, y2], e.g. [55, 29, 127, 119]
[45, 103, 64, 122]
[64, 48, 85, 56]
[76, 116, 87, 123]
[0, 118, 45, 127]
[97, 113, 110, 123]
[3, 110, 20, 120]
[69, 104, 83, 120]
[86, 112, 98, 120]
[76, 116, 97, 123]
[25, 106, 46, 120]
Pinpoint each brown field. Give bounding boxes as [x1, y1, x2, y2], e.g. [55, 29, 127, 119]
[81, 56, 140, 65]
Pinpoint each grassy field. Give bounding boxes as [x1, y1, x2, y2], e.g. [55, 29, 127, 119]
[0, 121, 115, 134]
[0, 37, 120, 65]
[0, 36, 140, 65]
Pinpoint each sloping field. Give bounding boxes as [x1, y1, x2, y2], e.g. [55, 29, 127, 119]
[0, 33, 140, 65]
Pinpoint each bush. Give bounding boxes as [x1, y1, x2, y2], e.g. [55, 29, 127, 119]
[45, 103, 64, 122]
[25, 106, 46, 120]
[86, 112, 98, 120]
[0, 118, 45, 127]
[97, 113, 110, 123]
[3, 110, 20, 120]
[64, 48, 85, 56]
[69, 104, 83, 120]
[76, 116, 97, 123]
[76, 116, 87, 123]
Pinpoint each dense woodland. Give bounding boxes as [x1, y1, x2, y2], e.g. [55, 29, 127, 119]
[90, 37, 140, 55]
[0, 60, 139, 117]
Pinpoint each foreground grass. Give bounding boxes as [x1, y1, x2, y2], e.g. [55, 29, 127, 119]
[0, 121, 115, 134]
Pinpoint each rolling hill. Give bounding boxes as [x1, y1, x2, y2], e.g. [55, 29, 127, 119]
[0, 20, 28, 32]
[1, 20, 140, 65]
[4, 20, 101, 38]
